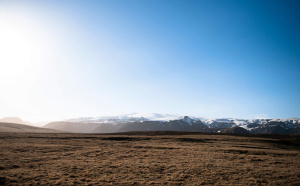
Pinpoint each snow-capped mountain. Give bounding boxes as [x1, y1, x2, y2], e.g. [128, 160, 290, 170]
[66, 116, 149, 124]
[43, 114, 300, 134]
[199, 118, 300, 134]
[200, 118, 299, 128]
[115, 116, 208, 133]
[65, 113, 180, 124]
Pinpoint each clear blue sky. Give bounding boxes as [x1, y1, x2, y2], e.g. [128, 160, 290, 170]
[0, 0, 299, 121]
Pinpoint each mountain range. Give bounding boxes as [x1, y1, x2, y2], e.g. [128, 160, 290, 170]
[43, 114, 300, 134]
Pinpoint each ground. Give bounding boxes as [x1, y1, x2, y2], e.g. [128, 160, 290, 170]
[0, 132, 300, 185]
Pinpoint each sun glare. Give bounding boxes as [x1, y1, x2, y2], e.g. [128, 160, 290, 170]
[0, 22, 37, 78]
[0, 9, 47, 122]
[0, 12, 39, 80]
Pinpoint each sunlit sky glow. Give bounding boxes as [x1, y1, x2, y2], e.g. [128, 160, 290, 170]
[0, 0, 299, 122]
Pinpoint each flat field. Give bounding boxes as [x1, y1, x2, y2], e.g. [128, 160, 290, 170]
[0, 132, 300, 185]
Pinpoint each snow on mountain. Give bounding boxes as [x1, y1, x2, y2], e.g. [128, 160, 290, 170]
[129, 113, 180, 121]
[189, 117, 300, 131]
[66, 113, 180, 124]
[66, 115, 148, 124]
[65, 114, 300, 129]
[116, 116, 208, 133]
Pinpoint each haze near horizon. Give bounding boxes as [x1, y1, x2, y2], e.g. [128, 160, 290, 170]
[0, 0, 299, 122]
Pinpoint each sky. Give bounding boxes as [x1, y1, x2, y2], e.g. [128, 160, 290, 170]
[0, 0, 299, 122]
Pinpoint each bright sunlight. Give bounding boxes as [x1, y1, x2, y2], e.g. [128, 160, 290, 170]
[0, 19, 39, 79]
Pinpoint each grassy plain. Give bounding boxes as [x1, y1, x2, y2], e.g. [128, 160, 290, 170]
[0, 132, 299, 185]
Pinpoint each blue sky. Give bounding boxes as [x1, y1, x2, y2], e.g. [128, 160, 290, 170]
[0, 0, 299, 121]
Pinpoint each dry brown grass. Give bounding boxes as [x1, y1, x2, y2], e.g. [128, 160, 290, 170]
[0, 132, 300, 185]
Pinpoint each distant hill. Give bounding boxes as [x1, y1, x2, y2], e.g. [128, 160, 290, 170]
[0, 122, 63, 133]
[0, 117, 34, 126]
[43, 121, 101, 133]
